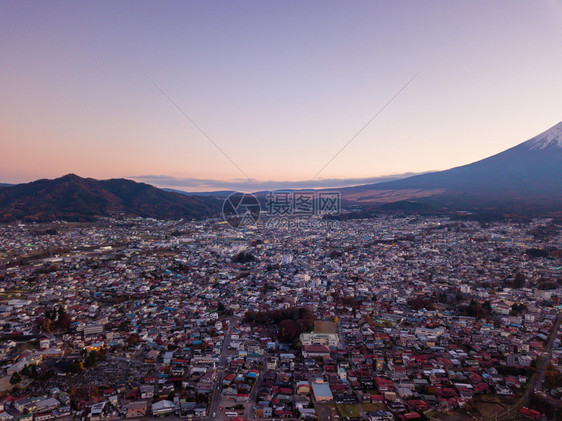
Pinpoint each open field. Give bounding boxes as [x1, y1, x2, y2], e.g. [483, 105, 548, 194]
[314, 320, 338, 334]
[336, 403, 361, 418]
[361, 403, 385, 412]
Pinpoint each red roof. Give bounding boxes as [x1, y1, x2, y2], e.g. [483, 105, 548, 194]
[407, 400, 428, 410]
[520, 407, 541, 418]
[303, 344, 330, 353]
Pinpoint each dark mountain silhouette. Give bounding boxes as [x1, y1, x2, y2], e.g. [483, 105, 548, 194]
[340, 122, 562, 215]
[0, 184, 13, 188]
[164, 188, 238, 199]
[0, 174, 221, 222]
[3, 122, 560, 220]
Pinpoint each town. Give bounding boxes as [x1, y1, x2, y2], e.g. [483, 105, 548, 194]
[0, 215, 560, 421]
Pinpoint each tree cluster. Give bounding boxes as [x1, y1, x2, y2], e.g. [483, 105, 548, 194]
[232, 251, 256, 263]
[504, 273, 527, 289]
[525, 248, 550, 258]
[536, 278, 560, 290]
[528, 393, 561, 419]
[510, 302, 527, 315]
[10, 372, 21, 385]
[543, 364, 562, 390]
[84, 350, 105, 367]
[407, 296, 435, 311]
[331, 292, 362, 309]
[463, 300, 492, 319]
[495, 365, 533, 377]
[37, 305, 73, 333]
[244, 307, 314, 343]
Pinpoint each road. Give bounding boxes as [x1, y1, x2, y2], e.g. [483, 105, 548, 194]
[207, 319, 234, 420]
[337, 317, 346, 352]
[534, 311, 561, 391]
[243, 352, 267, 420]
[489, 310, 561, 421]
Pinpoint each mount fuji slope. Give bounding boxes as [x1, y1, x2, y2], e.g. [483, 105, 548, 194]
[342, 122, 562, 214]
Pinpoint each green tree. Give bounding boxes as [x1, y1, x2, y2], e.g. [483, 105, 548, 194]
[68, 360, 83, 373]
[217, 302, 226, 314]
[513, 273, 526, 288]
[85, 351, 99, 367]
[10, 372, 22, 385]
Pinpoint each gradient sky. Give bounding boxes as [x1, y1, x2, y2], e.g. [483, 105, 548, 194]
[1, 1, 561, 191]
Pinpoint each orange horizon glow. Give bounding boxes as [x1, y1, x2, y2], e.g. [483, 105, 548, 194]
[1, 1, 561, 191]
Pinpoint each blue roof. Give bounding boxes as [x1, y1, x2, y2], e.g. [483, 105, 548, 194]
[312, 383, 333, 398]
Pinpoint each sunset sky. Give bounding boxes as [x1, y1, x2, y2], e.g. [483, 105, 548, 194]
[1, 1, 561, 191]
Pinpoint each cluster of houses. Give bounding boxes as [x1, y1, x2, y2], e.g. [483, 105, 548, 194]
[0, 216, 560, 420]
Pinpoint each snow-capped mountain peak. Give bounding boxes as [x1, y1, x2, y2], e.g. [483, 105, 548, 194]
[524, 121, 562, 150]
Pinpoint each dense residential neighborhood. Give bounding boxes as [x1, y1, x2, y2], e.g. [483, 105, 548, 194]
[0, 216, 560, 420]
[2, 1, 561, 421]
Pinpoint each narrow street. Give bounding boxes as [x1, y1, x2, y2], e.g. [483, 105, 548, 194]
[490, 310, 562, 421]
[207, 319, 234, 420]
[243, 353, 267, 420]
[534, 310, 562, 391]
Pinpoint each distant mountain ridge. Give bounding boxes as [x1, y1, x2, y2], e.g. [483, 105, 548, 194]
[2, 122, 560, 221]
[163, 188, 238, 199]
[339, 122, 562, 215]
[0, 174, 221, 222]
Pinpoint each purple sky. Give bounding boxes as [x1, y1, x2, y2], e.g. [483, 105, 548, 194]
[1, 1, 561, 191]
